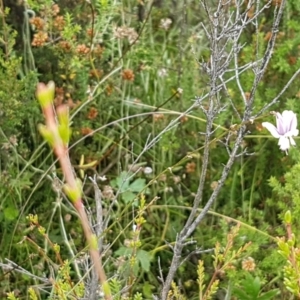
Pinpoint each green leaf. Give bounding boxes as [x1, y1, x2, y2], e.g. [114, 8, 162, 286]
[252, 276, 261, 297]
[122, 191, 136, 203]
[4, 206, 19, 221]
[142, 282, 155, 299]
[114, 171, 131, 191]
[233, 288, 251, 300]
[257, 289, 280, 300]
[239, 273, 261, 297]
[115, 246, 132, 257]
[136, 249, 151, 272]
[133, 292, 143, 300]
[129, 178, 146, 192]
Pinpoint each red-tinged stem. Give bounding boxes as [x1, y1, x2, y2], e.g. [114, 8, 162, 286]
[41, 100, 111, 299]
[56, 146, 112, 299]
[76, 205, 109, 286]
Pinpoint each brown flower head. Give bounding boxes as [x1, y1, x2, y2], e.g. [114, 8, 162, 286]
[105, 85, 113, 96]
[114, 26, 138, 44]
[122, 69, 135, 81]
[30, 17, 44, 31]
[32, 31, 48, 47]
[288, 56, 297, 66]
[89, 69, 103, 79]
[153, 113, 164, 122]
[81, 127, 93, 136]
[58, 41, 72, 52]
[180, 116, 188, 123]
[93, 45, 104, 57]
[102, 185, 115, 200]
[244, 91, 251, 102]
[272, 0, 282, 6]
[53, 16, 65, 31]
[87, 107, 98, 120]
[52, 4, 60, 16]
[54, 87, 64, 106]
[76, 44, 90, 55]
[210, 181, 218, 190]
[186, 162, 196, 174]
[87, 28, 94, 37]
[242, 257, 256, 272]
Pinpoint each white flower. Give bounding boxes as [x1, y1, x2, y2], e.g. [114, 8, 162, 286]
[177, 88, 183, 94]
[143, 167, 153, 175]
[158, 68, 168, 77]
[160, 18, 172, 30]
[262, 110, 299, 153]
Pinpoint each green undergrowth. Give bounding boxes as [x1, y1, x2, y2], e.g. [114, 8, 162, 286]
[1, 0, 300, 299]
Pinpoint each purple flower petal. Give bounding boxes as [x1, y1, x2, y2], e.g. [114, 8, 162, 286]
[262, 122, 280, 138]
[275, 112, 286, 135]
[288, 111, 298, 132]
[263, 110, 298, 153]
[285, 129, 299, 137]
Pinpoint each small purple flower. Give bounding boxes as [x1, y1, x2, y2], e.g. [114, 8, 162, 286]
[262, 110, 299, 153]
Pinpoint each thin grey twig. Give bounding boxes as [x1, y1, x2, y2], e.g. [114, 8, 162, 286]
[255, 66, 300, 117]
[160, 0, 288, 298]
[0, 259, 50, 284]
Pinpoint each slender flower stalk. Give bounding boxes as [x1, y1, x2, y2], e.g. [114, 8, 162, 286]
[36, 81, 112, 299]
[262, 110, 299, 154]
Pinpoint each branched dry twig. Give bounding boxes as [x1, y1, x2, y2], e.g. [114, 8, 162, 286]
[160, 1, 288, 298]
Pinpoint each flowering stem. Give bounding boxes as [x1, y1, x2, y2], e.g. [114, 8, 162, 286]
[36, 82, 111, 299]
